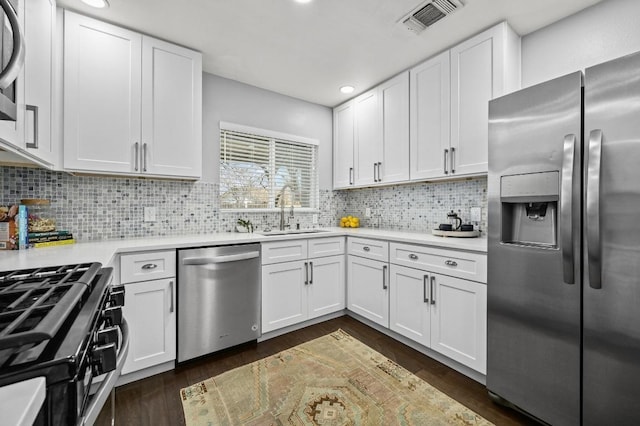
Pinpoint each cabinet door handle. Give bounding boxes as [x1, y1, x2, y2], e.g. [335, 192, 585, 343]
[141, 263, 158, 270]
[444, 149, 449, 174]
[309, 261, 313, 284]
[450, 147, 455, 174]
[304, 262, 309, 285]
[377, 162, 382, 182]
[409, 254, 418, 260]
[423, 275, 429, 303]
[373, 163, 378, 182]
[430, 276, 436, 305]
[363, 246, 371, 252]
[445, 260, 458, 267]
[169, 280, 174, 313]
[382, 265, 388, 290]
[142, 142, 148, 172]
[134, 142, 139, 171]
[25, 105, 39, 149]
[349, 167, 354, 185]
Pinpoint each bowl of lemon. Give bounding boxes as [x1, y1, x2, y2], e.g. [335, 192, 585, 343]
[340, 215, 360, 228]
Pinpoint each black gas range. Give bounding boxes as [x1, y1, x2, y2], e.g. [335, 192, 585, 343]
[0, 262, 129, 426]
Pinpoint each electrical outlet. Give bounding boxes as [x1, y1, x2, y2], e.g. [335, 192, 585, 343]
[470, 207, 481, 222]
[312, 214, 318, 224]
[365, 208, 371, 218]
[144, 207, 157, 222]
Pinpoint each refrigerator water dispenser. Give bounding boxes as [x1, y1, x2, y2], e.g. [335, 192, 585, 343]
[500, 172, 558, 248]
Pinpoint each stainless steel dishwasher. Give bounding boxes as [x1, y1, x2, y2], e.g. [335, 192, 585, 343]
[177, 244, 261, 363]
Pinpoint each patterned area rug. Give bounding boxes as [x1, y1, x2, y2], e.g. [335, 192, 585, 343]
[180, 329, 493, 425]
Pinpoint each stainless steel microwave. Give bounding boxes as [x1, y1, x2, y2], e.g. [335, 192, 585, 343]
[0, 0, 24, 121]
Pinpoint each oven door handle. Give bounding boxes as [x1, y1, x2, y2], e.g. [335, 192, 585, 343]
[0, 0, 25, 90]
[80, 318, 130, 426]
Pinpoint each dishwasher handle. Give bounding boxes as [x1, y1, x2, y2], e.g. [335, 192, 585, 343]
[182, 251, 259, 265]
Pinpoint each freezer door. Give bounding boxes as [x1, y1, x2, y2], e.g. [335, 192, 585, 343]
[487, 72, 582, 426]
[583, 51, 640, 425]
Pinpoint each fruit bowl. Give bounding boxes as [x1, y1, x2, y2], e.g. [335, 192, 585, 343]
[340, 215, 360, 228]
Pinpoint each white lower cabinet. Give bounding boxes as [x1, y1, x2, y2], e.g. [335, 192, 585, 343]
[389, 265, 430, 346]
[261, 238, 346, 333]
[120, 250, 177, 376]
[121, 278, 176, 374]
[308, 255, 346, 318]
[389, 243, 487, 374]
[347, 255, 389, 327]
[430, 273, 486, 374]
[262, 260, 308, 332]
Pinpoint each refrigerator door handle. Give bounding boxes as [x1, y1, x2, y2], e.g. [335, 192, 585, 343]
[586, 129, 603, 289]
[561, 134, 576, 284]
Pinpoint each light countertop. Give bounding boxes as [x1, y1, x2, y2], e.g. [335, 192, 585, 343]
[0, 377, 46, 426]
[0, 228, 486, 271]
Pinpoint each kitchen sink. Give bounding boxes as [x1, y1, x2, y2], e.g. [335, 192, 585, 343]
[258, 229, 330, 236]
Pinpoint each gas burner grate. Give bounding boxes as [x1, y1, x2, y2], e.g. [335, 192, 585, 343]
[0, 263, 102, 354]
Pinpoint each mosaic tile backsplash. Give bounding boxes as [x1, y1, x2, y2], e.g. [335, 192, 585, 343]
[1, 166, 486, 241]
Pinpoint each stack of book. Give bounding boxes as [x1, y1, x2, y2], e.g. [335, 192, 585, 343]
[28, 231, 75, 248]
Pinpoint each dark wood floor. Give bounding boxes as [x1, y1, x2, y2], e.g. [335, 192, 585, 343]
[96, 316, 537, 425]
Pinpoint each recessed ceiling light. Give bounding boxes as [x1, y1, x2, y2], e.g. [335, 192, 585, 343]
[340, 86, 355, 94]
[294, 0, 313, 3]
[81, 0, 109, 8]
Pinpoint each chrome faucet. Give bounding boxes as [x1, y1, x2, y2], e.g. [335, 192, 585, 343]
[278, 184, 295, 231]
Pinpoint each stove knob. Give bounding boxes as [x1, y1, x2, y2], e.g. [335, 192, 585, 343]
[103, 306, 123, 327]
[92, 342, 117, 376]
[109, 288, 125, 307]
[96, 326, 119, 346]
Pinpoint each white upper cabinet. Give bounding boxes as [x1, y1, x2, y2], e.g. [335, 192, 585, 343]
[449, 22, 520, 176]
[335, 21, 520, 187]
[409, 51, 451, 180]
[378, 72, 409, 183]
[24, 0, 56, 165]
[142, 36, 202, 177]
[63, 11, 202, 179]
[353, 89, 381, 186]
[336, 72, 409, 189]
[63, 12, 142, 174]
[332, 101, 355, 189]
[0, 0, 57, 168]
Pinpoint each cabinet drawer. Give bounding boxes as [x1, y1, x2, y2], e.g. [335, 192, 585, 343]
[308, 237, 345, 258]
[347, 237, 389, 262]
[390, 243, 486, 283]
[120, 250, 176, 284]
[262, 240, 308, 265]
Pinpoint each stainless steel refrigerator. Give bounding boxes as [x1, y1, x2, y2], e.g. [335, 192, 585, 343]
[487, 51, 640, 426]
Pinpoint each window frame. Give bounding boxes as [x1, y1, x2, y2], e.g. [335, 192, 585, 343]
[219, 121, 320, 212]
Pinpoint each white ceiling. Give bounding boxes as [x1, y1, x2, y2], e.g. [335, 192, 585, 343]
[57, 0, 603, 107]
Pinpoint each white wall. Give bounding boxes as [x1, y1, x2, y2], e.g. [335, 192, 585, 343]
[522, 0, 640, 88]
[202, 73, 333, 189]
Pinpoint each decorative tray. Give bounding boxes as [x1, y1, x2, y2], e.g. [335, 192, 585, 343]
[432, 229, 480, 238]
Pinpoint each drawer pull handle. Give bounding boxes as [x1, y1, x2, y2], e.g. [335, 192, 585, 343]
[141, 263, 158, 270]
[445, 260, 458, 267]
[409, 254, 418, 260]
[363, 246, 371, 252]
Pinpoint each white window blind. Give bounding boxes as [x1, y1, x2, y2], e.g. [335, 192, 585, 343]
[220, 126, 318, 210]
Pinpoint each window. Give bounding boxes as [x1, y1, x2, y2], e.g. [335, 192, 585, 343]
[219, 123, 319, 210]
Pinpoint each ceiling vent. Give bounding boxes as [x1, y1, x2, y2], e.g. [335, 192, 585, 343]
[400, 0, 464, 35]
